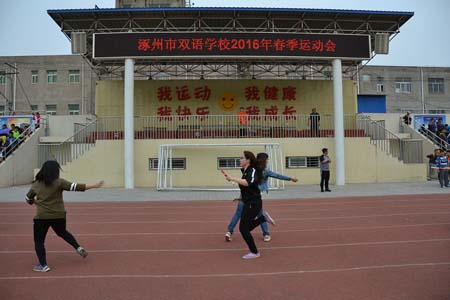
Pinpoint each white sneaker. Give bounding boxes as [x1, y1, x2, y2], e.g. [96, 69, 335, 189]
[76, 247, 88, 258]
[242, 252, 261, 259]
[33, 264, 51, 272]
[263, 235, 271, 242]
[225, 232, 232, 242]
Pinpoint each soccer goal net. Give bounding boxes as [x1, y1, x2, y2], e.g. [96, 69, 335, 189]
[156, 143, 285, 191]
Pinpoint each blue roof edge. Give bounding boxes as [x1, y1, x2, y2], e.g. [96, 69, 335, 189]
[47, 7, 414, 17]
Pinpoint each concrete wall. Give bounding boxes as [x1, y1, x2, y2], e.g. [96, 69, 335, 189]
[46, 115, 95, 138]
[0, 128, 45, 187]
[365, 113, 403, 133]
[60, 138, 426, 188]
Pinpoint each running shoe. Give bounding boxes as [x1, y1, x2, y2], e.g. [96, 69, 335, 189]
[33, 264, 51, 272]
[242, 252, 261, 259]
[77, 247, 88, 258]
[263, 235, 272, 242]
[263, 211, 276, 226]
[225, 232, 232, 242]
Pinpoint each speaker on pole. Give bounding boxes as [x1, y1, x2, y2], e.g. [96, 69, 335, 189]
[71, 32, 87, 54]
[374, 33, 389, 55]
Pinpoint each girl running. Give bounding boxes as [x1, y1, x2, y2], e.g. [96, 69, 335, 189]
[224, 152, 298, 242]
[221, 151, 274, 259]
[26, 160, 104, 272]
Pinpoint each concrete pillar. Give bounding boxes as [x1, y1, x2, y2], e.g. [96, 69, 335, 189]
[124, 58, 135, 189]
[332, 59, 346, 186]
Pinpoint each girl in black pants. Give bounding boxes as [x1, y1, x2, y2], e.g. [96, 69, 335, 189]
[222, 151, 275, 259]
[26, 160, 104, 272]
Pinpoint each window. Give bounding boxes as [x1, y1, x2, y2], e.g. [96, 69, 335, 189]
[376, 77, 385, 93]
[286, 156, 319, 168]
[428, 78, 445, 94]
[395, 77, 412, 93]
[0, 70, 5, 85]
[149, 158, 186, 170]
[31, 70, 39, 84]
[31, 105, 38, 112]
[69, 70, 80, 83]
[217, 157, 240, 169]
[47, 70, 57, 84]
[46, 104, 57, 115]
[361, 74, 371, 81]
[0, 105, 5, 116]
[68, 104, 80, 115]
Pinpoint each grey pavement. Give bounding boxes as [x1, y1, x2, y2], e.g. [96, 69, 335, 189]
[0, 181, 448, 203]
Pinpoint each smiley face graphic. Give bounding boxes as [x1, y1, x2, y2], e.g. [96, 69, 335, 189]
[219, 92, 238, 112]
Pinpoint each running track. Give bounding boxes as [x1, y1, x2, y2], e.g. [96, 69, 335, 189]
[0, 194, 450, 300]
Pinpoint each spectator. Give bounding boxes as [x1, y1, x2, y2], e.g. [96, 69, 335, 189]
[34, 112, 41, 128]
[428, 118, 437, 135]
[238, 107, 249, 137]
[427, 149, 440, 181]
[402, 112, 412, 125]
[12, 126, 21, 140]
[436, 150, 449, 188]
[439, 124, 449, 140]
[319, 148, 331, 192]
[437, 118, 445, 135]
[0, 124, 9, 137]
[309, 108, 321, 137]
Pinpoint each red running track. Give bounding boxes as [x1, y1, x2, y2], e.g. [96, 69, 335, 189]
[0, 194, 450, 300]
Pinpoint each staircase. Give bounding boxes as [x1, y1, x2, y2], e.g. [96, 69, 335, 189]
[38, 118, 99, 167]
[357, 115, 423, 164]
[406, 118, 450, 151]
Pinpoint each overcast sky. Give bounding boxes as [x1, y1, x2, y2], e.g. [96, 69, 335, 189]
[0, 0, 449, 67]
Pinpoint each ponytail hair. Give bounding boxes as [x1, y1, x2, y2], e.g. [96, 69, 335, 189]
[243, 151, 263, 185]
[256, 152, 269, 171]
[35, 160, 61, 186]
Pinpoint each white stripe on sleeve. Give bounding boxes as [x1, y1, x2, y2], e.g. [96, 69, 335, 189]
[70, 183, 77, 191]
[250, 169, 256, 183]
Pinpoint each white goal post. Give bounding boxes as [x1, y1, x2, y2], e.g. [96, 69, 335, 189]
[157, 143, 285, 191]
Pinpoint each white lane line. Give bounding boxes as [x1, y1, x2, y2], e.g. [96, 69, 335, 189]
[1, 222, 449, 237]
[2, 211, 450, 225]
[3, 203, 450, 217]
[1, 238, 449, 254]
[1, 262, 449, 280]
[1, 197, 449, 211]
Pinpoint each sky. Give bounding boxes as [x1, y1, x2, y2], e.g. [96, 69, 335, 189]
[0, 0, 449, 67]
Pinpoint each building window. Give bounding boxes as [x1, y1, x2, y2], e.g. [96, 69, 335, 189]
[69, 70, 80, 83]
[68, 104, 80, 115]
[217, 157, 240, 169]
[428, 78, 445, 94]
[361, 74, 371, 81]
[286, 156, 319, 168]
[47, 70, 57, 84]
[149, 158, 186, 170]
[0, 105, 5, 116]
[31, 105, 38, 112]
[376, 77, 385, 93]
[46, 104, 57, 115]
[0, 71, 6, 85]
[31, 70, 39, 84]
[395, 77, 412, 93]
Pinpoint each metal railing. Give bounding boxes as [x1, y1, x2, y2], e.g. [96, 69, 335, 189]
[38, 118, 99, 166]
[0, 126, 35, 162]
[101, 114, 365, 139]
[357, 115, 423, 163]
[411, 118, 450, 151]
